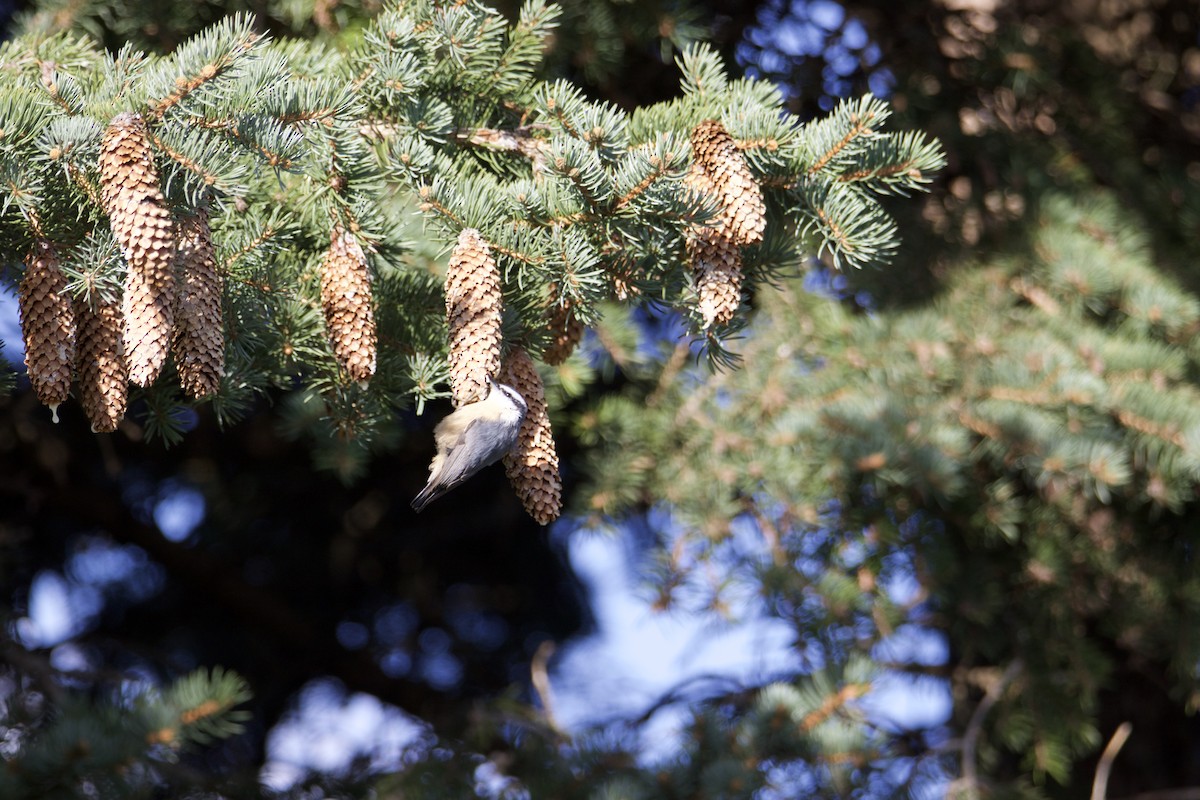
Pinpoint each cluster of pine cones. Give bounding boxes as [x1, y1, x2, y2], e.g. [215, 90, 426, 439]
[445, 228, 562, 525]
[17, 114, 764, 524]
[18, 112, 377, 432]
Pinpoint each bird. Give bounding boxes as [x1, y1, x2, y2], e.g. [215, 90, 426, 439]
[411, 378, 527, 512]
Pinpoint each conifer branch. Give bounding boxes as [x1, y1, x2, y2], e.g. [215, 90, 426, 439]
[760, 174, 798, 190]
[613, 159, 669, 210]
[1011, 276, 1062, 315]
[71, 169, 103, 206]
[455, 125, 550, 169]
[837, 161, 917, 182]
[987, 384, 1061, 406]
[416, 186, 467, 228]
[735, 136, 778, 152]
[358, 119, 398, 140]
[1114, 408, 1187, 449]
[189, 116, 298, 169]
[150, 63, 221, 118]
[147, 128, 221, 187]
[954, 660, 1022, 799]
[799, 682, 870, 732]
[815, 206, 850, 256]
[222, 224, 280, 274]
[490, 238, 545, 266]
[808, 110, 880, 175]
[36, 61, 75, 113]
[540, 210, 589, 226]
[541, 95, 581, 139]
[0, 0, 943, 518]
[648, 339, 691, 407]
[529, 640, 565, 737]
[280, 108, 342, 126]
[554, 157, 604, 211]
[959, 410, 1004, 441]
[147, 30, 263, 118]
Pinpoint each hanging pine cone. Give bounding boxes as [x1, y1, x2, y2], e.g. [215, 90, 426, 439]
[173, 210, 224, 398]
[75, 296, 127, 433]
[609, 253, 639, 302]
[320, 224, 377, 385]
[542, 295, 584, 365]
[446, 228, 503, 407]
[18, 239, 75, 418]
[690, 119, 766, 247]
[500, 347, 561, 525]
[688, 223, 744, 329]
[99, 111, 175, 387]
[684, 163, 744, 329]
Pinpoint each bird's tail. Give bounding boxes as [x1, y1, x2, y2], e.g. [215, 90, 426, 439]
[410, 481, 441, 512]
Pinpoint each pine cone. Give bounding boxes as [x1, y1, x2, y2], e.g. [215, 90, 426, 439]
[542, 296, 584, 365]
[446, 228, 503, 407]
[75, 296, 127, 433]
[320, 225, 377, 385]
[18, 239, 75, 417]
[609, 254, 639, 302]
[500, 347, 562, 525]
[690, 119, 766, 246]
[99, 111, 175, 387]
[174, 210, 224, 398]
[684, 164, 744, 328]
[689, 225, 744, 329]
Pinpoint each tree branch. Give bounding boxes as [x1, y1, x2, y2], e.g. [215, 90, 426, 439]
[1113, 791, 1200, 800]
[950, 659, 1023, 799]
[1092, 722, 1133, 800]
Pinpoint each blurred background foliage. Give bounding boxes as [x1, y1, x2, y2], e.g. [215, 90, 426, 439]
[2, 0, 1200, 797]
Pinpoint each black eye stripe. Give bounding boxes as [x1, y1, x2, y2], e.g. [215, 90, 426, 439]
[497, 385, 525, 406]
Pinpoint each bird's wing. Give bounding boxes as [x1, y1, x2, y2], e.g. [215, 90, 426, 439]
[433, 403, 483, 451]
[412, 418, 482, 511]
[433, 418, 486, 490]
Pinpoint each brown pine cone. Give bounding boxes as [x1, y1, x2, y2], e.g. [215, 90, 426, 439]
[446, 228, 503, 407]
[500, 347, 562, 525]
[689, 227, 744, 329]
[99, 112, 175, 387]
[75, 296, 128, 433]
[320, 225, 377, 385]
[173, 210, 225, 398]
[18, 239, 75, 416]
[684, 164, 744, 328]
[690, 119, 766, 247]
[542, 296, 584, 365]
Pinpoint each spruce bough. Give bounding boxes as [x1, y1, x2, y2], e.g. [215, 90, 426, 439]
[0, 0, 943, 491]
[0, 0, 951, 794]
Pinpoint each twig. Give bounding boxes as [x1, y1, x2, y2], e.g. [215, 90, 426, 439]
[747, 503, 787, 566]
[530, 640, 564, 736]
[612, 671, 782, 730]
[591, 321, 631, 373]
[808, 110, 878, 174]
[799, 682, 870, 732]
[1091, 722, 1133, 800]
[0, 641, 68, 705]
[1113, 791, 1200, 800]
[456, 126, 550, 172]
[950, 659, 1022, 799]
[647, 339, 690, 408]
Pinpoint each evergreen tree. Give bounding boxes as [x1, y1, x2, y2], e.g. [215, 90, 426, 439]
[2, 0, 1198, 798]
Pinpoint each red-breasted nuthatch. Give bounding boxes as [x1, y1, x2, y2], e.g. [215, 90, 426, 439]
[411, 379, 527, 512]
